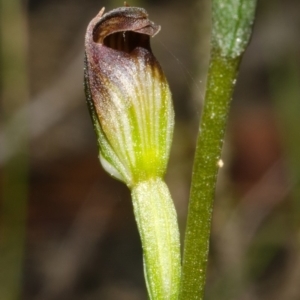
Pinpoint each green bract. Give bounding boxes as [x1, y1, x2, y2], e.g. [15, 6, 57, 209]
[84, 7, 174, 188]
[212, 0, 257, 58]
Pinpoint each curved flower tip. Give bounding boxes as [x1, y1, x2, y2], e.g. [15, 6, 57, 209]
[84, 6, 174, 187]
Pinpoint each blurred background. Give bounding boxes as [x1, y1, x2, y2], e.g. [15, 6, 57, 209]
[0, 0, 300, 299]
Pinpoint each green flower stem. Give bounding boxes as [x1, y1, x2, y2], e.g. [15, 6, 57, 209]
[131, 178, 181, 300]
[179, 0, 257, 297]
[179, 50, 240, 300]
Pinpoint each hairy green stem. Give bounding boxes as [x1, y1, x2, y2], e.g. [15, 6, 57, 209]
[131, 178, 181, 300]
[179, 0, 257, 297]
[179, 50, 240, 300]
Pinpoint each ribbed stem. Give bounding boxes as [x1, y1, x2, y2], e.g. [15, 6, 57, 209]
[131, 178, 181, 300]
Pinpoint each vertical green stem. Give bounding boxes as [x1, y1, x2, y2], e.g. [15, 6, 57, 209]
[179, 0, 257, 297]
[131, 178, 181, 300]
[179, 50, 240, 300]
[0, 1, 29, 299]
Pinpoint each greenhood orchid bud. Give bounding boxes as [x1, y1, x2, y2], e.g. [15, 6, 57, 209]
[84, 7, 174, 188]
[84, 7, 180, 300]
